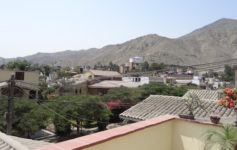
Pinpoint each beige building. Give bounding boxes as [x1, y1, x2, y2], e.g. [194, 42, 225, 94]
[0, 70, 40, 99]
[55, 74, 88, 96]
[57, 80, 88, 96]
[0, 70, 40, 84]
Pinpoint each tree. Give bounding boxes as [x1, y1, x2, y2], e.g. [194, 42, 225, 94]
[141, 61, 149, 71]
[7, 60, 30, 71]
[103, 83, 187, 103]
[204, 125, 237, 150]
[12, 100, 50, 138]
[150, 63, 165, 71]
[220, 65, 237, 82]
[49, 95, 112, 135]
[53, 113, 72, 136]
[103, 87, 135, 103]
[42, 65, 51, 76]
[109, 61, 119, 72]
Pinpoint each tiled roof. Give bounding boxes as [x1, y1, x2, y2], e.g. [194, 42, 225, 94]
[0, 132, 28, 150]
[88, 80, 140, 88]
[120, 95, 235, 122]
[0, 131, 50, 150]
[10, 136, 50, 150]
[89, 70, 122, 77]
[183, 89, 219, 101]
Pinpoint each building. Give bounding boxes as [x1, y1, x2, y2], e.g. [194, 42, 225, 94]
[38, 115, 224, 150]
[128, 56, 143, 71]
[168, 74, 193, 85]
[119, 64, 129, 74]
[0, 70, 39, 84]
[84, 70, 122, 80]
[149, 76, 165, 83]
[0, 70, 40, 99]
[120, 95, 234, 123]
[88, 80, 141, 95]
[54, 74, 88, 96]
[70, 80, 88, 96]
[122, 76, 149, 85]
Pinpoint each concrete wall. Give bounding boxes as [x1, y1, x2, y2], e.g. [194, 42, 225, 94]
[83, 121, 173, 150]
[172, 120, 221, 150]
[82, 119, 222, 150]
[73, 82, 88, 95]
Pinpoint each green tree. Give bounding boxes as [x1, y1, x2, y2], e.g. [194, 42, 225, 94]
[12, 100, 50, 138]
[150, 63, 165, 71]
[141, 61, 149, 71]
[220, 65, 237, 82]
[109, 61, 119, 72]
[49, 95, 111, 134]
[7, 60, 30, 71]
[204, 125, 237, 150]
[103, 86, 135, 103]
[53, 113, 72, 136]
[103, 83, 187, 103]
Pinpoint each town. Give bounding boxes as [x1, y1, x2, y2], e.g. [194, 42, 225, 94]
[0, 56, 237, 149]
[1, 1, 237, 150]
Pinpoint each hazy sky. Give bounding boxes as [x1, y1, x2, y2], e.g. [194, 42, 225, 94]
[0, 0, 237, 58]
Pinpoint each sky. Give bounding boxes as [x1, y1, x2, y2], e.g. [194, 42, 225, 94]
[0, 0, 237, 58]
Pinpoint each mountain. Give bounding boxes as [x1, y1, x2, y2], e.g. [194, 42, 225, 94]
[1, 18, 237, 66]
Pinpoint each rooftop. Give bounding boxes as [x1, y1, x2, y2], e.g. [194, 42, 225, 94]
[183, 89, 219, 101]
[0, 81, 38, 90]
[37, 115, 223, 150]
[88, 80, 141, 88]
[120, 95, 234, 122]
[89, 70, 122, 77]
[0, 131, 49, 150]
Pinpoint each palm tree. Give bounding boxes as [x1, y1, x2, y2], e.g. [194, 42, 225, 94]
[204, 125, 237, 150]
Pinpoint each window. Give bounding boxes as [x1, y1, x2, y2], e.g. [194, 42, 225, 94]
[138, 78, 141, 82]
[15, 72, 24, 80]
[134, 77, 141, 82]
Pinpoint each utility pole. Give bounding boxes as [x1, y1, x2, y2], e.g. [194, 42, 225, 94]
[7, 75, 15, 135]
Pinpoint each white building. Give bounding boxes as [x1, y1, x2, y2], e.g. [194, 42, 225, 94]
[129, 57, 144, 64]
[122, 76, 149, 86]
[191, 75, 201, 86]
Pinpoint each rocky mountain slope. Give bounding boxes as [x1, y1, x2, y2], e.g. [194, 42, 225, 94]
[1, 18, 237, 66]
